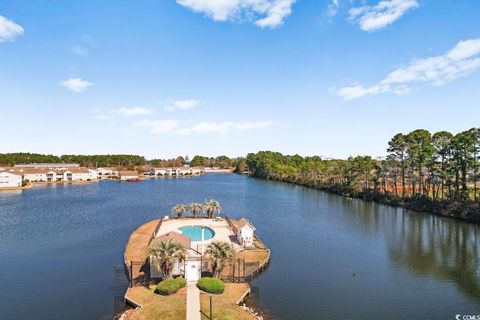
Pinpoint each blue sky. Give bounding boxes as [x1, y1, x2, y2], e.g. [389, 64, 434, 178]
[1, 0, 479, 159]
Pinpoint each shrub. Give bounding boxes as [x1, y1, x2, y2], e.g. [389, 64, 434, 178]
[174, 276, 187, 288]
[155, 277, 186, 296]
[196, 277, 225, 294]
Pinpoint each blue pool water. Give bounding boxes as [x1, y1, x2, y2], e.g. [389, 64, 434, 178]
[178, 225, 215, 241]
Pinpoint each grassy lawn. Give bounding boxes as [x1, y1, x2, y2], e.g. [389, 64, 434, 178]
[252, 238, 267, 250]
[236, 250, 268, 264]
[200, 283, 255, 320]
[126, 286, 186, 320]
[124, 219, 159, 263]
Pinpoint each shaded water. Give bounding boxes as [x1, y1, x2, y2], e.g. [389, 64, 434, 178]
[0, 175, 479, 319]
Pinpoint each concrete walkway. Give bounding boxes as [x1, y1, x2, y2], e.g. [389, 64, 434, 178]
[186, 282, 201, 320]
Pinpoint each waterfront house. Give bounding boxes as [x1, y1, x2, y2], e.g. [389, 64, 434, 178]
[63, 167, 98, 181]
[150, 166, 205, 176]
[150, 167, 168, 176]
[9, 166, 98, 183]
[236, 218, 256, 248]
[22, 168, 49, 182]
[0, 170, 23, 188]
[119, 171, 139, 181]
[96, 167, 118, 179]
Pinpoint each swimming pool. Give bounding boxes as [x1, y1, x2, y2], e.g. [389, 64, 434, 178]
[178, 225, 215, 241]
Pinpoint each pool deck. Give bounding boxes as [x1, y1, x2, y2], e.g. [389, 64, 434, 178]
[155, 218, 243, 252]
[124, 219, 160, 264]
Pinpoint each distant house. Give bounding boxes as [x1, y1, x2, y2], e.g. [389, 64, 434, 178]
[22, 168, 49, 182]
[236, 218, 256, 248]
[119, 171, 139, 181]
[63, 167, 98, 181]
[0, 171, 23, 188]
[150, 167, 205, 176]
[15, 167, 98, 182]
[96, 167, 118, 179]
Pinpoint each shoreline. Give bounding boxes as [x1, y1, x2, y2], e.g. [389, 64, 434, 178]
[244, 173, 480, 224]
[0, 180, 101, 191]
[0, 184, 33, 191]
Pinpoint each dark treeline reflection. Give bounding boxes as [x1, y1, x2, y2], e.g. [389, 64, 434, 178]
[343, 198, 480, 302]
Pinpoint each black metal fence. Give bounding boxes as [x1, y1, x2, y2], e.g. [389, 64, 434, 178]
[113, 266, 130, 318]
[125, 260, 150, 287]
[124, 256, 262, 288]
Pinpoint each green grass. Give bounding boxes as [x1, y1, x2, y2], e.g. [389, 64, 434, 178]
[126, 286, 186, 320]
[200, 283, 255, 320]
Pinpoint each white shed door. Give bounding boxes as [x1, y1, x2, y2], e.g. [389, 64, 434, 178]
[186, 261, 200, 281]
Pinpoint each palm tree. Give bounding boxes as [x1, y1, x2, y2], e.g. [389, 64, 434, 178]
[205, 241, 235, 278]
[147, 239, 186, 279]
[203, 199, 221, 218]
[188, 202, 204, 218]
[171, 204, 186, 218]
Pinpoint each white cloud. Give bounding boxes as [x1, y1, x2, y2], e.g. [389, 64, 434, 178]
[326, 0, 340, 17]
[176, 0, 296, 28]
[60, 78, 94, 92]
[335, 39, 480, 100]
[134, 119, 273, 135]
[114, 107, 153, 116]
[165, 99, 201, 111]
[349, 0, 418, 32]
[134, 120, 180, 134]
[0, 15, 24, 42]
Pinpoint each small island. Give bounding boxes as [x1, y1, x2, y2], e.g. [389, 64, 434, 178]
[122, 200, 270, 320]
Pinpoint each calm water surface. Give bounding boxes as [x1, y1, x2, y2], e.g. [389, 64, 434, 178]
[0, 174, 479, 319]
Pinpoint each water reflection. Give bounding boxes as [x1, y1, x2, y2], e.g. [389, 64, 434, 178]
[0, 189, 22, 198]
[343, 198, 480, 303]
[388, 214, 480, 302]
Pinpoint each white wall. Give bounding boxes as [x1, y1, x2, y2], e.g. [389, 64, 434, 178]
[238, 226, 254, 247]
[0, 172, 22, 188]
[24, 173, 47, 182]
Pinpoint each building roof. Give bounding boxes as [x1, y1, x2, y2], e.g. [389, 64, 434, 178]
[156, 231, 191, 249]
[16, 167, 92, 174]
[119, 171, 139, 176]
[22, 168, 49, 174]
[0, 170, 22, 177]
[14, 163, 79, 168]
[237, 218, 256, 231]
[65, 167, 91, 174]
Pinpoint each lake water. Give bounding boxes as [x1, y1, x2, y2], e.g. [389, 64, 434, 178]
[0, 174, 479, 319]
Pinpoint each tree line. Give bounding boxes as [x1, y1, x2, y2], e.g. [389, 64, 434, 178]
[0, 153, 239, 169]
[245, 128, 480, 221]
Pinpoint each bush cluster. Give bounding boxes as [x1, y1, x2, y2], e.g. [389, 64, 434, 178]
[196, 277, 225, 294]
[155, 277, 186, 296]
